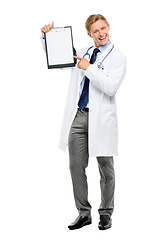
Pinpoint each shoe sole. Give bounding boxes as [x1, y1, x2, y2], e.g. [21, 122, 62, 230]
[68, 220, 92, 230]
[98, 224, 112, 230]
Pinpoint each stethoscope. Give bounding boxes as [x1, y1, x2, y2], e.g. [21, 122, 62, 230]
[83, 44, 114, 70]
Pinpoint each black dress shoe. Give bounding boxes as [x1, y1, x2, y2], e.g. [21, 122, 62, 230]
[68, 216, 92, 230]
[98, 215, 112, 230]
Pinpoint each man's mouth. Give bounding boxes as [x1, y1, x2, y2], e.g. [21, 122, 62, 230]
[99, 35, 107, 41]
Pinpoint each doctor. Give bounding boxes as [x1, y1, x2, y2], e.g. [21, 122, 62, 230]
[41, 14, 126, 230]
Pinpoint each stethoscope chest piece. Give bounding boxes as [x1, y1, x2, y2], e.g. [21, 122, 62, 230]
[97, 62, 104, 70]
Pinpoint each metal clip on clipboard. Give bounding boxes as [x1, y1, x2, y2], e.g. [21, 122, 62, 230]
[51, 27, 65, 32]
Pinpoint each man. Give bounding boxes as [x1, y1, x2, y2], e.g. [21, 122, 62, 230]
[41, 14, 126, 230]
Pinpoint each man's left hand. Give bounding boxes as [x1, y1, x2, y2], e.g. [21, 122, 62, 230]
[73, 56, 91, 70]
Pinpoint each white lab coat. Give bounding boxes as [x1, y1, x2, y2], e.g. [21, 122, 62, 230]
[58, 43, 127, 157]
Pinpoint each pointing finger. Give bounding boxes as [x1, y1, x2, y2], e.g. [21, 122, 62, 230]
[73, 56, 83, 60]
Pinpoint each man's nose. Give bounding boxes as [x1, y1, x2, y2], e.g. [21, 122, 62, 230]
[99, 30, 104, 36]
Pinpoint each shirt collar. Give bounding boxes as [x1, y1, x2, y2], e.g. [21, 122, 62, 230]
[97, 40, 111, 53]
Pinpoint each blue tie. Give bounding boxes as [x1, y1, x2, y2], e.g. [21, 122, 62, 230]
[78, 48, 100, 109]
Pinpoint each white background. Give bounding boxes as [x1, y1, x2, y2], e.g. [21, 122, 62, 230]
[0, 0, 160, 239]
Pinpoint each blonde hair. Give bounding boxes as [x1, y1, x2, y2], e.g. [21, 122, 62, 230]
[85, 14, 109, 34]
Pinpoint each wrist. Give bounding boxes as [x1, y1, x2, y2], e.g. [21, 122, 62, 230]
[84, 63, 91, 70]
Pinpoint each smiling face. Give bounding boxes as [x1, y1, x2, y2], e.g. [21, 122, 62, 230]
[88, 19, 110, 48]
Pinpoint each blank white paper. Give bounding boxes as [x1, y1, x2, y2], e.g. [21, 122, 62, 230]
[45, 27, 74, 66]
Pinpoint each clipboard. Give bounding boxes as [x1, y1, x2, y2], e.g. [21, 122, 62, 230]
[44, 26, 77, 69]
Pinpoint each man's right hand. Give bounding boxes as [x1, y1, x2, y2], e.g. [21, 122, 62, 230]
[41, 22, 54, 38]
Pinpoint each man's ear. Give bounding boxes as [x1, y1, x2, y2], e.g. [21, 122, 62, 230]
[88, 32, 92, 38]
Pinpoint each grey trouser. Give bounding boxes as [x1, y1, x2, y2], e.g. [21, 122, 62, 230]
[68, 109, 115, 218]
